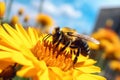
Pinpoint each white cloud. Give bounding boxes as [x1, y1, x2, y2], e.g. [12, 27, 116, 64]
[43, 1, 59, 15]
[59, 4, 82, 18]
[31, 0, 82, 18]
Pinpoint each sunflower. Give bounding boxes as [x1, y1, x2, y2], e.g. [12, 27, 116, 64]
[0, 23, 106, 80]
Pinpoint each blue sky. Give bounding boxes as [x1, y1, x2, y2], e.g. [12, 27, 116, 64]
[7, 0, 120, 34]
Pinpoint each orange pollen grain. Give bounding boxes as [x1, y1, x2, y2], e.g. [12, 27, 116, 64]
[32, 40, 73, 71]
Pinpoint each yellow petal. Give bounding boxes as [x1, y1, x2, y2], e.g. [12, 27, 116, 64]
[75, 66, 101, 73]
[18, 46, 38, 63]
[75, 59, 96, 67]
[49, 67, 71, 80]
[17, 66, 36, 77]
[27, 27, 38, 46]
[3, 23, 33, 49]
[31, 28, 39, 41]
[77, 74, 106, 80]
[17, 61, 48, 78]
[0, 44, 19, 53]
[0, 51, 32, 66]
[15, 24, 33, 48]
[83, 59, 97, 66]
[72, 54, 88, 63]
[37, 67, 49, 80]
[0, 26, 20, 49]
[3, 24, 21, 42]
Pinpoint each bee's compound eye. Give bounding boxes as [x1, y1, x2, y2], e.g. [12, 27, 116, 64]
[52, 27, 60, 34]
[55, 27, 60, 32]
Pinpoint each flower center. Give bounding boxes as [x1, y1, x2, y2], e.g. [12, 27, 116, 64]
[32, 40, 73, 71]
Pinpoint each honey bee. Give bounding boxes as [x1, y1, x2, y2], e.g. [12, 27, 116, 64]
[43, 27, 99, 64]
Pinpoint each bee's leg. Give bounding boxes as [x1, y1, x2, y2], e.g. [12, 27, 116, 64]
[53, 33, 63, 55]
[80, 41, 90, 56]
[54, 33, 63, 48]
[42, 34, 52, 41]
[69, 45, 77, 54]
[73, 48, 81, 64]
[53, 35, 61, 44]
[60, 40, 72, 52]
[53, 33, 61, 43]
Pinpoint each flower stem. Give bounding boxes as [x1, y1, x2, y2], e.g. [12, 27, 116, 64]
[0, 17, 3, 25]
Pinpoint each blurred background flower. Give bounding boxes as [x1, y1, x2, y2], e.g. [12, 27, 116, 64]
[24, 15, 29, 23]
[36, 13, 54, 33]
[0, 1, 6, 17]
[0, 1, 6, 24]
[18, 8, 24, 16]
[10, 15, 19, 25]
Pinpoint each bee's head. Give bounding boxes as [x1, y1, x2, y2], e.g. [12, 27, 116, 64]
[51, 27, 60, 34]
[55, 27, 60, 32]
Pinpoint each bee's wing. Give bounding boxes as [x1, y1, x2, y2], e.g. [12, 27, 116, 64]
[72, 33, 100, 44]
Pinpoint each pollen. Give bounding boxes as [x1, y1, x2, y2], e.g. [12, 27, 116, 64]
[32, 40, 73, 71]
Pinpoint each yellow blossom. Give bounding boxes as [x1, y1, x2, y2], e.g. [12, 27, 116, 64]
[109, 60, 120, 71]
[24, 15, 30, 22]
[10, 15, 19, 25]
[0, 2, 6, 18]
[92, 28, 120, 44]
[0, 23, 106, 80]
[18, 8, 24, 16]
[36, 14, 54, 33]
[36, 14, 54, 27]
[92, 28, 120, 59]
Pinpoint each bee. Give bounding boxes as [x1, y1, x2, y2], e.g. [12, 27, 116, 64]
[43, 27, 99, 64]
